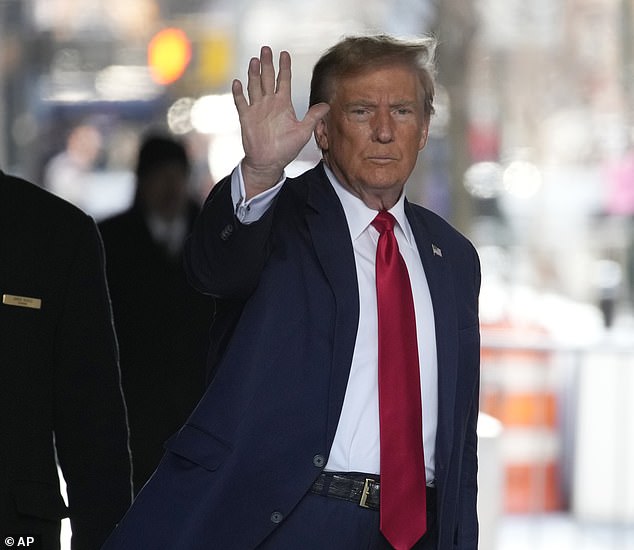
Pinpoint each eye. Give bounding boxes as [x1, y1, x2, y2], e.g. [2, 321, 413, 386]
[347, 106, 372, 121]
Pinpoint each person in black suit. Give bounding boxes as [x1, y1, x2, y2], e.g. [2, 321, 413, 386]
[103, 35, 480, 550]
[0, 170, 132, 550]
[99, 134, 214, 495]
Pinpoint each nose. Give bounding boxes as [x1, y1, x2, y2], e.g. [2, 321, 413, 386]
[372, 109, 395, 143]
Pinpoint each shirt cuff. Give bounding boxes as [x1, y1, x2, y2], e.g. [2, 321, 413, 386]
[230, 163, 286, 224]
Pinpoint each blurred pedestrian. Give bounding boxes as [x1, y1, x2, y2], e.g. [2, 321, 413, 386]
[99, 133, 214, 495]
[0, 170, 133, 550]
[43, 123, 103, 210]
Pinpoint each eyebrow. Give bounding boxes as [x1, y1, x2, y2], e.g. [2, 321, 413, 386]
[343, 99, 418, 108]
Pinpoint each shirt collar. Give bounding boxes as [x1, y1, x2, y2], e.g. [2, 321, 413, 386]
[323, 162, 415, 245]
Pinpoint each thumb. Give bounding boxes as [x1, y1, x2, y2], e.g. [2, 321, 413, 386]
[301, 102, 330, 130]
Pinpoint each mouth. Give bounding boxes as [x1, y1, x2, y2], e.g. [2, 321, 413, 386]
[366, 156, 398, 165]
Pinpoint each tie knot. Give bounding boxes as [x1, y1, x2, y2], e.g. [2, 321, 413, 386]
[371, 210, 396, 235]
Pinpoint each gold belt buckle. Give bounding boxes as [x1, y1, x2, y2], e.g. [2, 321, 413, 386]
[359, 478, 374, 508]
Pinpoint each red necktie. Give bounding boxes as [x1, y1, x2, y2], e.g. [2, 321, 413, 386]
[372, 210, 427, 550]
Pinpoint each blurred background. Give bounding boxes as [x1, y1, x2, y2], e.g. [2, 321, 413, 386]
[1, 0, 634, 548]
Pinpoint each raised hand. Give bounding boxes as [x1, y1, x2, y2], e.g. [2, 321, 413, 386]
[232, 46, 330, 198]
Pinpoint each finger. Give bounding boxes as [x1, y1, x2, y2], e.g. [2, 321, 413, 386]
[276, 50, 291, 96]
[259, 46, 276, 95]
[232, 79, 248, 116]
[246, 56, 262, 103]
[302, 102, 331, 130]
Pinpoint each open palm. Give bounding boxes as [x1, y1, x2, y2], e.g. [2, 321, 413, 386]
[232, 46, 330, 197]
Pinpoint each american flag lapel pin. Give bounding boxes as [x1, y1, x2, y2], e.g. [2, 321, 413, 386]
[432, 244, 442, 257]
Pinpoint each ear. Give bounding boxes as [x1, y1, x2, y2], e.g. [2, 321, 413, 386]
[418, 118, 430, 151]
[314, 117, 329, 151]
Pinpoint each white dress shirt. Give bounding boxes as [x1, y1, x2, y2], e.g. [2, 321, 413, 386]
[146, 213, 188, 257]
[231, 163, 438, 482]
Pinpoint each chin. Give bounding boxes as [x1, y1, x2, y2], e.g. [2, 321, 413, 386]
[363, 171, 406, 190]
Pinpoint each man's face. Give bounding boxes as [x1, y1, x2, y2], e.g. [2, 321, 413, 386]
[140, 162, 189, 221]
[314, 63, 430, 210]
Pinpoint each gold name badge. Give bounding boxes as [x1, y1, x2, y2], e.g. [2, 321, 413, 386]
[2, 294, 42, 310]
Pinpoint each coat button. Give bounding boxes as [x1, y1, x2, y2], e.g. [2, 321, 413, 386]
[270, 511, 284, 524]
[313, 454, 325, 467]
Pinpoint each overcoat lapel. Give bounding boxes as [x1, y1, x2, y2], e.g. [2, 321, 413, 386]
[405, 201, 459, 472]
[304, 166, 360, 447]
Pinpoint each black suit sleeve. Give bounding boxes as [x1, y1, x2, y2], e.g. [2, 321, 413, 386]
[52, 216, 132, 550]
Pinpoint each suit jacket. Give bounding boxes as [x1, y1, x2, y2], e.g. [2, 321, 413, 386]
[99, 202, 214, 494]
[0, 172, 133, 550]
[102, 163, 481, 549]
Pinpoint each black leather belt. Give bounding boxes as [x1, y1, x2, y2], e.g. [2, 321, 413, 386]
[311, 472, 436, 512]
[310, 472, 381, 510]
